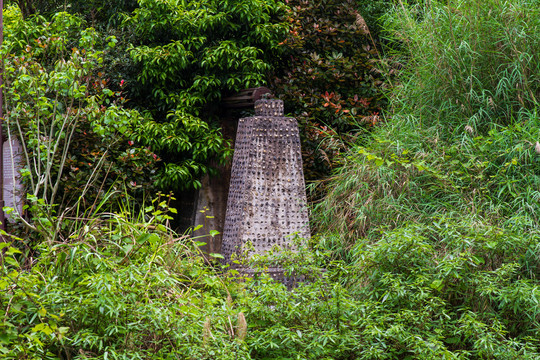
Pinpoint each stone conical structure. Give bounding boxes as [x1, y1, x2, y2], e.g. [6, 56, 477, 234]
[221, 99, 310, 283]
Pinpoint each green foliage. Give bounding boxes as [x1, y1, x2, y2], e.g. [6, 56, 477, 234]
[271, 0, 388, 180]
[0, 194, 252, 359]
[4, 211, 540, 359]
[10, 0, 289, 191]
[315, 108, 540, 246]
[121, 0, 289, 189]
[343, 220, 540, 359]
[13, 0, 138, 25]
[5, 0, 540, 358]
[1, 6, 159, 237]
[316, 0, 540, 246]
[384, 0, 540, 134]
[312, 0, 540, 357]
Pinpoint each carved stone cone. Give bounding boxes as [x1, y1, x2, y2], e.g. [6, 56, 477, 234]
[221, 99, 310, 285]
[237, 312, 247, 341]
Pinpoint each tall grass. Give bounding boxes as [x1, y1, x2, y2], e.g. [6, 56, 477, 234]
[389, 0, 540, 134]
[315, 0, 540, 245]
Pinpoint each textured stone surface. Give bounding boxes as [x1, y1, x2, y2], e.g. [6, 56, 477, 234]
[3, 139, 23, 222]
[221, 99, 310, 270]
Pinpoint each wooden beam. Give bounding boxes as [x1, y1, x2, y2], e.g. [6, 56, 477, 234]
[222, 87, 272, 108]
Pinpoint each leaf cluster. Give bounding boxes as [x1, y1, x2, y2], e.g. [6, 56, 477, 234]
[1, 6, 160, 237]
[118, 0, 289, 189]
[271, 0, 390, 181]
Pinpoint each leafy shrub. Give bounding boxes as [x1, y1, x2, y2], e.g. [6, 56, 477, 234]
[0, 194, 253, 359]
[347, 220, 540, 358]
[121, 0, 289, 189]
[14, 0, 138, 25]
[10, 0, 290, 191]
[4, 213, 540, 359]
[311, 0, 540, 357]
[316, 108, 540, 248]
[316, 0, 540, 244]
[2, 6, 160, 234]
[271, 0, 389, 180]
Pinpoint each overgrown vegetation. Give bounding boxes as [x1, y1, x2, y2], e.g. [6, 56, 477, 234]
[317, 0, 540, 243]
[271, 0, 389, 180]
[1, 194, 254, 359]
[2, 0, 540, 358]
[314, 0, 540, 356]
[122, 0, 289, 189]
[9, 0, 290, 192]
[2, 7, 159, 241]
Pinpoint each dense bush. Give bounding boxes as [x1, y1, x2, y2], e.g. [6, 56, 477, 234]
[317, 0, 540, 243]
[0, 195, 253, 359]
[236, 221, 540, 359]
[3, 212, 540, 359]
[13, 0, 138, 25]
[313, 0, 540, 356]
[122, 0, 289, 189]
[271, 0, 389, 180]
[385, 0, 540, 134]
[8, 0, 290, 192]
[1, 7, 159, 241]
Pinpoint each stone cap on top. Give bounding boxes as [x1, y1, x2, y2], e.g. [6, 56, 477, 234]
[254, 99, 284, 117]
